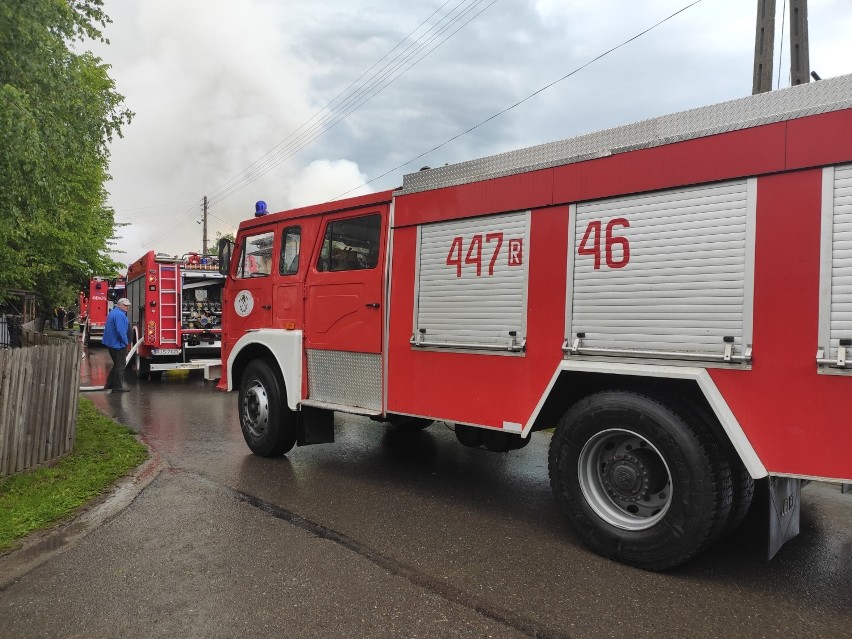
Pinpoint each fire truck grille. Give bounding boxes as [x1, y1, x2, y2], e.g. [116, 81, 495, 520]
[306, 350, 382, 411]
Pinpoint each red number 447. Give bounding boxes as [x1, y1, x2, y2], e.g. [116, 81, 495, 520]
[446, 233, 504, 277]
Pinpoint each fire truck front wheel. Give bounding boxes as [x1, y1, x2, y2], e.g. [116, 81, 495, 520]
[548, 391, 732, 571]
[239, 360, 297, 457]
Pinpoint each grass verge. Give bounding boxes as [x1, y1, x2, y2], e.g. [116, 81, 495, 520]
[0, 398, 148, 553]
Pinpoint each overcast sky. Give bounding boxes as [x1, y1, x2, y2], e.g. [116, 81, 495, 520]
[88, 0, 852, 264]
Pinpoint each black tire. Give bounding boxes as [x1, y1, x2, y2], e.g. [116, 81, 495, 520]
[652, 392, 736, 547]
[724, 457, 755, 536]
[136, 355, 151, 380]
[455, 424, 481, 448]
[238, 359, 297, 457]
[548, 391, 732, 571]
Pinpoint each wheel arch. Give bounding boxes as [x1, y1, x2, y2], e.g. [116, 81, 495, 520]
[228, 330, 303, 411]
[531, 360, 767, 479]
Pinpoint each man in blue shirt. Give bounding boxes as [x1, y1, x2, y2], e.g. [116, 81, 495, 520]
[103, 297, 131, 393]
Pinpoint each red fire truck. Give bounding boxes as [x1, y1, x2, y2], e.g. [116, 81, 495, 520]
[217, 75, 852, 570]
[126, 251, 225, 380]
[81, 275, 126, 344]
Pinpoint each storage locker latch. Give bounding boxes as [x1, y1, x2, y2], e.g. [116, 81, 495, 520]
[723, 336, 735, 362]
[838, 339, 850, 367]
[816, 339, 851, 368]
[507, 331, 526, 352]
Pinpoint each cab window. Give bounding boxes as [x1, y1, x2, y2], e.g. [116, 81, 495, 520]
[316, 214, 381, 272]
[279, 227, 301, 275]
[237, 231, 274, 278]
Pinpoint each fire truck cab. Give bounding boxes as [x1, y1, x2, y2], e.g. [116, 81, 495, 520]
[218, 75, 852, 570]
[126, 251, 225, 379]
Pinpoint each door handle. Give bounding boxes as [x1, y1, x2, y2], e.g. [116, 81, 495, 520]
[366, 303, 380, 308]
[261, 304, 272, 310]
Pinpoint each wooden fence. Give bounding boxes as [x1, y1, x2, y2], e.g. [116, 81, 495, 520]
[0, 340, 81, 477]
[21, 319, 69, 346]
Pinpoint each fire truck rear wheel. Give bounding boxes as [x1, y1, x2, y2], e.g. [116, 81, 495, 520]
[548, 391, 732, 571]
[136, 356, 150, 380]
[724, 458, 754, 537]
[239, 359, 296, 457]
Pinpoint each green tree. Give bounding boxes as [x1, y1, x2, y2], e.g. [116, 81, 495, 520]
[0, 0, 132, 308]
[214, 231, 236, 245]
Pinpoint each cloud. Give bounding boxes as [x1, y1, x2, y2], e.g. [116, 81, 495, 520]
[91, 0, 852, 265]
[284, 159, 374, 210]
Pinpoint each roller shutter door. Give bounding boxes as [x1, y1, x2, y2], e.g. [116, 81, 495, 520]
[569, 179, 755, 360]
[819, 164, 852, 369]
[413, 211, 530, 351]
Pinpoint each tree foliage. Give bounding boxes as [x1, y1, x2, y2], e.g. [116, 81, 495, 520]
[0, 0, 133, 308]
[214, 230, 236, 245]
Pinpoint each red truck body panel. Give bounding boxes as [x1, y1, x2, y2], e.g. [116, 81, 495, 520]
[221, 80, 852, 484]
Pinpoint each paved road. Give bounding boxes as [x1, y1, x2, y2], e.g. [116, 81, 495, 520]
[1, 347, 851, 638]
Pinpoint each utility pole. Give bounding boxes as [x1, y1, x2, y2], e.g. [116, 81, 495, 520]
[789, 0, 811, 86]
[753, 0, 810, 95]
[202, 195, 208, 255]
[752, 0, 776, 94]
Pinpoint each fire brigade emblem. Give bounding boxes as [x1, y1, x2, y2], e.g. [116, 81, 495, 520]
[235, 290, 254, 317]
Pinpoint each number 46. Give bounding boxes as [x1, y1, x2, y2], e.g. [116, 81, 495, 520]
[578, 218, 630, 270]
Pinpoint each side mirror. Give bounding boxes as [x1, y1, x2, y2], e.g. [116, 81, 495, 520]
[218, 238, 234, 276]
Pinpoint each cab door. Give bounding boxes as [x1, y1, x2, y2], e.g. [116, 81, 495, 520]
[222, 229, 277, 352]
[273, 224, 305, 331]
[303, 207, 387, 411]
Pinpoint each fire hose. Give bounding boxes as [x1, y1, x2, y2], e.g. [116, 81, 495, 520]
[79, 337, 144, 392]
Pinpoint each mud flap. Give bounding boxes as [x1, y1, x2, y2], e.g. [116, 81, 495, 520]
[297, 406, 335, 446]
[767, 476, 801, 560]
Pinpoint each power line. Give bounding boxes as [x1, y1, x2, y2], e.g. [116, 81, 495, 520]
[115, 208, 192, 220]
[205, 0, 462, 204]
[335, 0, 706, 199]
[141, 201, 204, 247]
[206, 0, 497, 209]
[207, 211, 231, 225]
[110, 1, 495, 224]
[116, 0, 704, 242]
[112, 200, 201, 215]
[207, 0, 485, 206]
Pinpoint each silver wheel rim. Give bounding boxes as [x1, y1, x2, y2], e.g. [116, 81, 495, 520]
[242, 380, 269, 438]
[577, 428, 672, 531]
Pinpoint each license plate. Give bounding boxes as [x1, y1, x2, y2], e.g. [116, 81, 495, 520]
[152, 348, 181, 356]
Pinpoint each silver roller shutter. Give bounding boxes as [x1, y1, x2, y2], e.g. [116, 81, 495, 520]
[569, 179, 756, 362]
[413, 211, 530, 352]
[818, 164, 852, 370]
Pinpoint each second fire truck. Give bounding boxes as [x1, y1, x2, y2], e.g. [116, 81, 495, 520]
[81, 275, 126, 344]
[126, 251, 225, 379]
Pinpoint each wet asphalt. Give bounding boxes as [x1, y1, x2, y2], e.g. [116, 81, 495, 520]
[0, 346, 851, 638]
